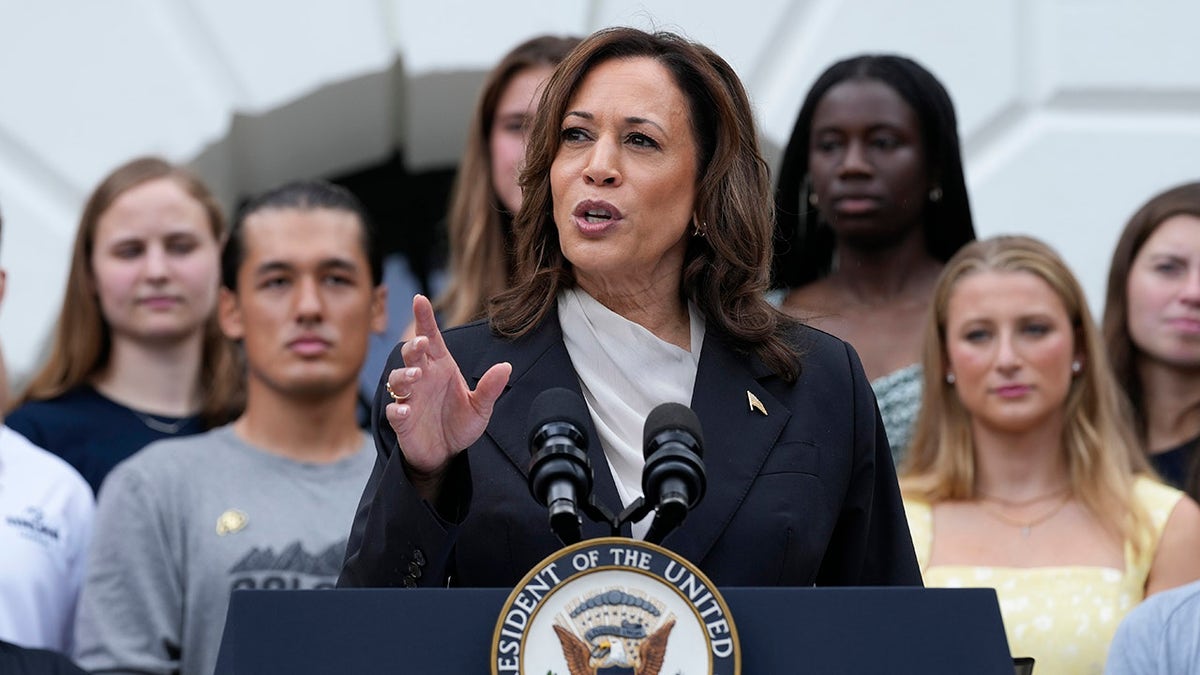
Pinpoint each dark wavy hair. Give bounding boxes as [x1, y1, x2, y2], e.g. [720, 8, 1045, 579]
[772, 54, 976, 289]
[490, 27, 800, 382]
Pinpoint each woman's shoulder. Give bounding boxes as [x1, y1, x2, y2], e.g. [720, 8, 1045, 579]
[778, 318, 862, 375]
[1134, 475, 1186, 527]
[11, 385, 106, 410]
[378, 316, 499, 377]
[901, 495, 933, 569]
[756, 321, 879, 413]
[0, 426, 91, 497]
[440, 315, 564, 373]
[780, 315, 842, 347]
[7, 386, 113, 439]
[901, 493, 933, 519]
[441, 318, 505, 357]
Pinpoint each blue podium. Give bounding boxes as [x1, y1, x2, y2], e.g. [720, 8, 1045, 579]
[215, 586, 1016, 673]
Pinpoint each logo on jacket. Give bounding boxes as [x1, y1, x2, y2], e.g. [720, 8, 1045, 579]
[4, 506, 61, 548]
[492, 537, 739, 674]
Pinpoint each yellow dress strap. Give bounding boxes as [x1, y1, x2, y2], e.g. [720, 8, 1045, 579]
[1126, 476, 1186, 580]
[902, 497, 933, 571]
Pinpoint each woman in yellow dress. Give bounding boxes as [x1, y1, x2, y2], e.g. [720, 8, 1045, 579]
[900, 235, 1200, 674]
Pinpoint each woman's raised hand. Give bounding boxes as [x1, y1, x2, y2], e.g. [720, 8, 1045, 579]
[384, 294, 511, 501]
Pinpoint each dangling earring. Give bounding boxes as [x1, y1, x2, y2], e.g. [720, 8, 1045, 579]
[928, 186, 943, 203]
[945, 373, 956, 384]
[691, 214, 707, 238]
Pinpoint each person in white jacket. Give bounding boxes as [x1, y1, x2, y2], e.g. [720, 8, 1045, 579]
[0, 204, 94, 661]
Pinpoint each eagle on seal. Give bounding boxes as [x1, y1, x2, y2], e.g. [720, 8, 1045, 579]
[553, 619, 675, 675]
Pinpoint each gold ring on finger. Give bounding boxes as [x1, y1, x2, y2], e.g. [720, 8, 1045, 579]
[386, 381, 412, 403]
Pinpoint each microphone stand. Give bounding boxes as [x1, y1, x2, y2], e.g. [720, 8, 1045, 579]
[564, 495, 673, 546]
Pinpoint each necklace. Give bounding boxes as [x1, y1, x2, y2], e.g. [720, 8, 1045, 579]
[976, 491, 1072, 538]
[130, 410, 189, 435]
[977, 485, 1072, 508]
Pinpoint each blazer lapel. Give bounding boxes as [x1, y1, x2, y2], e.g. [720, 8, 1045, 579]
[669, 332, 790, 565]
[468, 313, 627, 539]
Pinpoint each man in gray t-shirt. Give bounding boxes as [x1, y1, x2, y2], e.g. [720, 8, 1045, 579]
[1105, 578, 1200, 675]
[74, 181, 389, 675]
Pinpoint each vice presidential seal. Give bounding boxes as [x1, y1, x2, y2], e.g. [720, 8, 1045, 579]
[491, 537, 739, 674]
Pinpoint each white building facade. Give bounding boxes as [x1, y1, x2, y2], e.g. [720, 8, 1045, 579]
[0, 0, 1197, 379]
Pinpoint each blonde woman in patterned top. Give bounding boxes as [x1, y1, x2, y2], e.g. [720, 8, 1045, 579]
[899, 235, 1200, 675]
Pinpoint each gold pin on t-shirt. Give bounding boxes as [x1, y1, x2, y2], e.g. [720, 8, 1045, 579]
[747, 391, 767, 416]
[216, 509, 248, 536]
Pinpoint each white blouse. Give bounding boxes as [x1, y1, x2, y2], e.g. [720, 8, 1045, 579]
[557, 287, 705, 539]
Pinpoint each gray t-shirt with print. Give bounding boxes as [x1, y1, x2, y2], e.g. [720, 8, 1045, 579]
[1105, 578, 1200, 675]
[74, 425, 374, 675]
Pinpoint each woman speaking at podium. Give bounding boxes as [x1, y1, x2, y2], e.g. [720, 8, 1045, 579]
[339, 27, 921, 589]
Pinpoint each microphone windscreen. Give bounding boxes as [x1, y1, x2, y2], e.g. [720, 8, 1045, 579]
[642, 402, 704, 457]
[527, 388, 590, 442]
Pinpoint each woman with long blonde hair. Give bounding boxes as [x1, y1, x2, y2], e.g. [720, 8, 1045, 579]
[8, 156, 240, 493]
[433, 34, 581, 328]
[361, 35, 581, 401]
[901, 235, 1200, 674]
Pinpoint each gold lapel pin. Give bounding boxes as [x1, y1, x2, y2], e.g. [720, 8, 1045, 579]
[216, 509, 248, 536]
[747, 391, 767, 416]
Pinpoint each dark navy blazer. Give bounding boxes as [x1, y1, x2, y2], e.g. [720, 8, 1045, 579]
[339, 310, 921, 589]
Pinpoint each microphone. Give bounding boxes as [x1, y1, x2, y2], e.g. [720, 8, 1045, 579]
[527, 388, 594, 546]
[641, 402, 706, 545]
